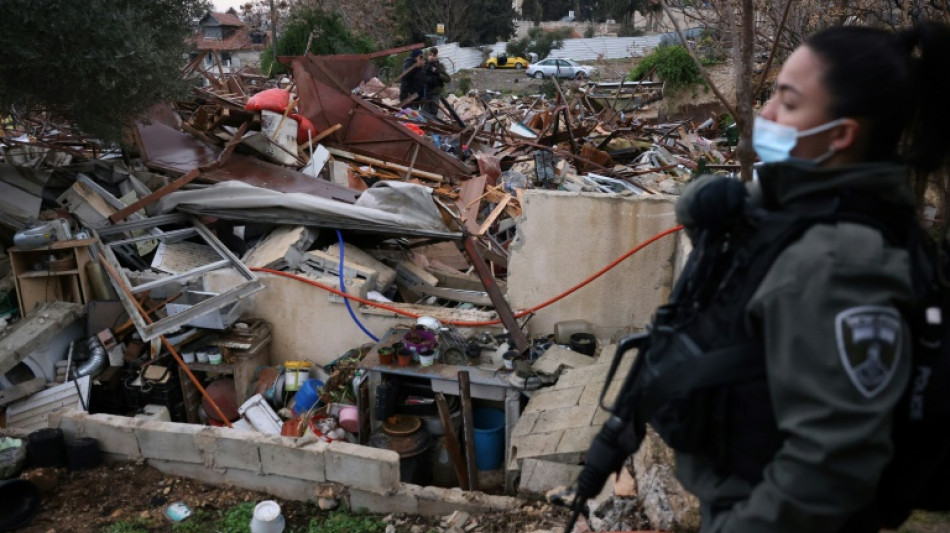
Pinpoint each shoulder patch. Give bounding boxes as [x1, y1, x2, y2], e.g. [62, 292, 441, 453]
[835, 306, 902, 399]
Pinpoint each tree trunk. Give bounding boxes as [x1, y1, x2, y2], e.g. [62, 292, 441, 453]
[734, 0, 756, 182]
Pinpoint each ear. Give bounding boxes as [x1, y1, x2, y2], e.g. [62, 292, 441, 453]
[830, 118, 861, 153]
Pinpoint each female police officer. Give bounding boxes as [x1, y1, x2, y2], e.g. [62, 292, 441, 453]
[669, 22, 950, 532]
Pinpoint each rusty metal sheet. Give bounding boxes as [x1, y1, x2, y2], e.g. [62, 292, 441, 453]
[132, 107, 358, 203]
[287, 55, 473, 182]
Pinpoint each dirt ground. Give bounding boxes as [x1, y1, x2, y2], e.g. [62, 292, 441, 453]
[445, 58, 640, 97]
[15, 462, 572, 533]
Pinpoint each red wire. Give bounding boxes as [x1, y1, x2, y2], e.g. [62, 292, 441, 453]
[250, 224, 683, 328]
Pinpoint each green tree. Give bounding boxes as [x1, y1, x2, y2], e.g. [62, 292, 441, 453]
[630, 44, 704, 91]
[0, 0, 207, 142]
[506, 27, 573, 60]
[394, 0, 516, 46]
[261, 6, 375, 75]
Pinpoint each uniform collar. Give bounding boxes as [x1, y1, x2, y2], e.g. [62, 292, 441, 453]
[755, 161, 913, 210]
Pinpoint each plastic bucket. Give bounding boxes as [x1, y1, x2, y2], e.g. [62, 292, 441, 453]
[472, 407, 505, 470]
[292, 379, 323, 416]
[284, 361, 312, 392]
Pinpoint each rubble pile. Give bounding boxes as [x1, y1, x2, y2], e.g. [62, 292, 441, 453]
[0, 45, 733, 526]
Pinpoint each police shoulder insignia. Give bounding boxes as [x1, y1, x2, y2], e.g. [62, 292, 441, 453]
[835, 306, 902, 399]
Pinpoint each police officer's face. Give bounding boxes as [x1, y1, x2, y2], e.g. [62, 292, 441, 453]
[760, 46, 854, 163]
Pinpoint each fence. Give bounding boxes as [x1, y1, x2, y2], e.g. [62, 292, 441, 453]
[435, 35, 663, 74]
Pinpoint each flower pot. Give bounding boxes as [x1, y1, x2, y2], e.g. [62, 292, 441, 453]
[397, 351, 412, 367]
[419, 348, 437, 367]
[378, 347, 395, 365]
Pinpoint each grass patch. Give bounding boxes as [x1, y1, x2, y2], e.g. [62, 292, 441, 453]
[101, 520, 152, 533]
[171, 502, 255, 533]
[302, 510, 388, 533]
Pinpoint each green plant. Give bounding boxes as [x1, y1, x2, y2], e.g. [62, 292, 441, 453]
[584, 25, 596, 38]
[171, 503, 255, 533]
[457, 76, 473, 95]
[304, 510, 387, 533]
[629, 45, 704, 91]
[261, 7, 375, 76]
[102, 519, 151, 533]
[539, 79, 557, 100]
[506, 27, 573, 61]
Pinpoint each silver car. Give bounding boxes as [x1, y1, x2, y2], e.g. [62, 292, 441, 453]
[526, 58, 595, 79]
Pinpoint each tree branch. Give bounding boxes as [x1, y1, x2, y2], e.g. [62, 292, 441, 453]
[753, 0, 793, 96]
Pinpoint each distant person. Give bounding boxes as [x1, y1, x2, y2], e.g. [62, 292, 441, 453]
[422, 47, 450, 116]
[399, 49, 426, 109]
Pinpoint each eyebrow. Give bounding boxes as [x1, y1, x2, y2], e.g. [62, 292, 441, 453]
[776, 83, 802, 96]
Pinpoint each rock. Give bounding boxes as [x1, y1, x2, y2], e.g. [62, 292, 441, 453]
[631, 427, 700, 531]
[21, 467, 61, 493]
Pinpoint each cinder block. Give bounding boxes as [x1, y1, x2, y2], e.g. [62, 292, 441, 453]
[259, 435, 327, 482]
[349, 487, 419, 514]
[326, 441, 399, 492]
[534, 405, 596, 433]
[511, 411, 539, 438]
[64, 412, 142, 460]
[150, 458, 322, 501]
[556, 365, 610, 388]
[518, 458, 583, 498]
[510, 431, 562, 466]
[522, 386, 583, 414]
[555, 425, 599, 455]
[533, 345, 596, 375]
[136, 420, 204, 463]
[196, 426, 263, 473]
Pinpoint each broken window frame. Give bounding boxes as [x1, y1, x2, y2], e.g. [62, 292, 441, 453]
[94, 216, 263, 342]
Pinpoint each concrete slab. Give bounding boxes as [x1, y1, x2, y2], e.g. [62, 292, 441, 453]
[555, 425, 599, 456]
[326, 440, 399, 493]
[349, 487, 420, 515]
[532, 345, 596, 376]
[0, 301, 83, 381]
[56, 411, 143, 459]
[553, 365, 610, 389]
[412, 485, 520, 516]
[511, 411, 540, 438]
[518, 458, 583, 498]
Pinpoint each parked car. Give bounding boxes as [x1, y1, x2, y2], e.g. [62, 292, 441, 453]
[525, 58, 595, 79]
[484, 54, 530, 69]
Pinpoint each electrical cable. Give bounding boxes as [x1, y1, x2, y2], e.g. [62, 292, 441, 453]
[336, 229, 380, 342]
[252, 225, 683, 328]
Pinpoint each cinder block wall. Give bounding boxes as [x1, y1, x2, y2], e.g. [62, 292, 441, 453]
[49, 411, 520, 515]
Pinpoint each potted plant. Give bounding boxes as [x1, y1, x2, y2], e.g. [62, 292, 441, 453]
[397, 348, 413, 367]
[378, 346, 395, 365]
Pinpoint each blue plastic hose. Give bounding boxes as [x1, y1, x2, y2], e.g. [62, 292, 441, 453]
[336, 230, 380, 342]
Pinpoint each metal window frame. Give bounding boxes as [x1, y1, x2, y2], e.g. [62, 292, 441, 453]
[94, 216, 263, 342]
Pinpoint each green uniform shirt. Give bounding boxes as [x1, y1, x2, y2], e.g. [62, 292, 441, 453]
[674, 162, 915, 532]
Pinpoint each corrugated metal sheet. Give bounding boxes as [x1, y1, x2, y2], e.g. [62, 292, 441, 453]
[435, 36, 663, 74]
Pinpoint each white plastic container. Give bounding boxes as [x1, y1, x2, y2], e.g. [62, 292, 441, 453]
[238, 394, 282, 435]
[250, 500, 285, 533]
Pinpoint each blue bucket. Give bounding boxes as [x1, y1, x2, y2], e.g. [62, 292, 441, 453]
[292, 379, 324, 416]
[472, 408, 505, 470]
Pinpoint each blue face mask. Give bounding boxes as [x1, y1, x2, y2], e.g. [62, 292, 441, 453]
[753, 116, 846, 164]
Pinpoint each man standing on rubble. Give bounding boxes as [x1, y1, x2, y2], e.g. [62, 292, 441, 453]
[422, 47, 451, 117]
[399, 49, 426, 109]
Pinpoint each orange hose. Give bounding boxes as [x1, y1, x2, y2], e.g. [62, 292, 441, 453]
[251, 224, 683, 328]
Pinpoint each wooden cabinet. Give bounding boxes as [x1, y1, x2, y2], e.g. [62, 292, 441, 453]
[9, 238, 97, 316]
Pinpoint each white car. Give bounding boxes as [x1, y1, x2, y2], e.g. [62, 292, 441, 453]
[526, 58, 595, 79]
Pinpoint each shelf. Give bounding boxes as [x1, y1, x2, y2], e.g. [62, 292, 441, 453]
[18, 269, 81, 278]
[185, 362, 235, 374]
[9, 238, 98, 252]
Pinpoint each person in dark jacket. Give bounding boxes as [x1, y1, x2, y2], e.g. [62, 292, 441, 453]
[661, 22, 950, 533]
[421, 47, 450, 116]
[399, 49, 426, 108]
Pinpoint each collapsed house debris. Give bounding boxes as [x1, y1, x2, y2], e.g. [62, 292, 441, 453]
[0, 43, 733, 530]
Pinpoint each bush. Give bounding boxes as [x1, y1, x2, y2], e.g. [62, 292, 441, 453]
[261, 7, 375, 76]
[457, 76, 473, 95]
[506, 26, 573, 61]
[584, 25, 596, 38]
[629, 45, 704, 91]
[617, 24, 645, 37]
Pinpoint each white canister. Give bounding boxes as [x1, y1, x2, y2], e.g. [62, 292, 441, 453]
[207, 347, 222, 365]
[416, 316, 441, 332]
[250, 500, 285, 533]
[195, 349, 209, 364]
